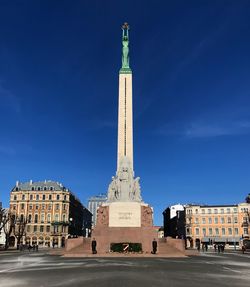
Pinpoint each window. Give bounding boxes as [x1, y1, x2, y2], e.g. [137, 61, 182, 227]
[13, 205, 16, 210]
[56, 204, 59, 210]
[21, 203, 25, 210]
[28, 214, 32, 223]
[243, 217, 248, 223]
[31, 187, 35, 191]
[22, 194, 25, 200]
[29, 205, 32, 210]
[220, 217, 225, 224]
[41, 214, 45, 223]
[244, 228, 248, 235]
[202, 218, 206, 224]
[43, 187, 47, 191]
[42, 204, 45, 210]
[63, 204, 66, 211]
[220, 208, 224, 214]
[48, 204, 52, 210]
[227, 208, 231, 214]
[214, 209, 218, 214]
[214, 217, 218, 224]
[234, 217, 238, 224]
[40, 225, 44, 232]
[55, 214, 59, 221]
[15, 187, 19, 191]
[233, 208, 237, 213]
[208, 209, 211, 214]
[208, 218, 212, 224]
[195, 209, 198, 214]
[195, 228, 199, 235]
[36, 194, 39, 200]
[56, 195, 60, 200]
[46, 226, 50, 232]
[34, 225, 37, 232]
[36, 204, 39, 210]
[30, 194, 33, 200]
[64, 195, 67, 201]
[202, 228, 206, 236]
[201, 209, 205, 214]
[14, 195, 17, 201]
[209, 228, 212, 235]
[27, 225, 31, 232]
[222, 228, 225, 235]
[234, 228, 239, 235]
[37, 187, 41, 191]
[50, 187, 53, 191]
[228, 228, 232, 235]
[42, 194, 46, 200]
[20, 214, 24, 222]
[34, 214, 38, 223]
[62, 214, 66, 222]
[47, 214, 51, 223]
[215, 228, 219, 235]
[49, 194, 52, 200]
[227, 217, 231, 224]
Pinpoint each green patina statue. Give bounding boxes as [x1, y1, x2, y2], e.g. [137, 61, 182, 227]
[120, 22, 131, 73]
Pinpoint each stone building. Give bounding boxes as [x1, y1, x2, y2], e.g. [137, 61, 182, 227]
[185, 203, 250, 248]
[87, 194, 107, 226]
[9, 180, 92, 248]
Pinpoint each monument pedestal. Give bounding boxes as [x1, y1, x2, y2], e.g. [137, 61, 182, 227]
[91, 202, 156, 253]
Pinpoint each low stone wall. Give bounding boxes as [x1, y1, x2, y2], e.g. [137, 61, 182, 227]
[166, 237, 185, 252]
[65, 237, 83, 252]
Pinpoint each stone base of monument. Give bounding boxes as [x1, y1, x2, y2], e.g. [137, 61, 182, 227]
[64, 202, 186, 257]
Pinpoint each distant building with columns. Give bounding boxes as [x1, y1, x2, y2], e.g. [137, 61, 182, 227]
[9, 180, 91, 248]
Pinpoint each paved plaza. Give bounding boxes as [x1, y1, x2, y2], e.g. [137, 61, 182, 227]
[0, 251, 249, 287]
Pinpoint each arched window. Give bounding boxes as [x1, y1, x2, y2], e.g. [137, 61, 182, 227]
[42, 194, 46, 200]
[34, 214, 38, 223]
[14, 195, 17, 201]
[50, 187, 54, 191]
[47, 214, 51, 223]
[28, 214, 32, 223]
[43, 187, 47, 191]
[36, 194, 39, 200]
[22, 194, 25, 200]
[15, 187, 19, 191]
[56, 195, 60, 200]
[37, 187, 41, 191]
[31, 187, 35, 191]
[20, 214, 24, 222]
[54, 214, 59, 222]
[62, 214, 66, 222]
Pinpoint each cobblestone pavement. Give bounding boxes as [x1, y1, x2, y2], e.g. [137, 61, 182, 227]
[0, 251, 249, 287]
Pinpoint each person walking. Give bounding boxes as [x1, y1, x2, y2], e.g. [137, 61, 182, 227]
[151, 238, 157, 254]
[91, 238, 97, 254]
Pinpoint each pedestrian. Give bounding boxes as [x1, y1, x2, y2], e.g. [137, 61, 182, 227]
[197, 242, 200, 252]
[151, 238, 157, 254]
[205, 243, 208, 252]
[91, 238, 97, 254]
[218, 244, 221, 253]
[214, 244, 217, 252]
[202, 243, 205, 252]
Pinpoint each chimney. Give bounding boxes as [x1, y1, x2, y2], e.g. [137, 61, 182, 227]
[16, 181, 19, 186]
[30, 180, 32, 185]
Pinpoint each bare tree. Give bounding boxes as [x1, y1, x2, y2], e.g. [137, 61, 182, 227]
[13, 215, 28, 249]
[0, 207, 9, 234]
[3, 212, 15, 250]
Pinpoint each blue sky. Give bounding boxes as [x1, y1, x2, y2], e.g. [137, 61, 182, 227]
[0, 0, 250, 225]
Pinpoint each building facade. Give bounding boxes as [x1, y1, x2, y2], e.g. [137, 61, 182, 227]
[88, 194, 107, 226]
[9, 180, 91, 248]
[163, 205, 185, 239]
[185, 203, 250, 248]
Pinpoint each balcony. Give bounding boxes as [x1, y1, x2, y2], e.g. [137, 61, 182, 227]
[51, 221, 69, 226]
